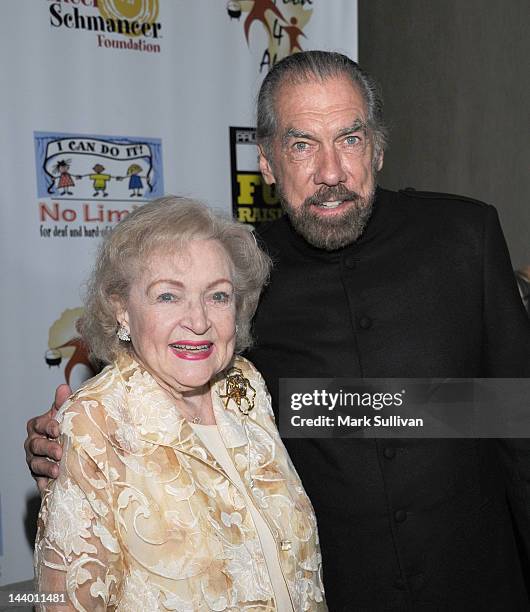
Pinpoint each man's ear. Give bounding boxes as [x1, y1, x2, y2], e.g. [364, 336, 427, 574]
[375, 149, 384, 172]
[258, 145, 276, 185]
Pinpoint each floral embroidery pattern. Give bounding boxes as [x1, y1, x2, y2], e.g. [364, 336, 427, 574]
[35, 355, 326, 611]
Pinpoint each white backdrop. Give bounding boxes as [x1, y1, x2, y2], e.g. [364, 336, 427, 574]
[0, 0, 358, 585]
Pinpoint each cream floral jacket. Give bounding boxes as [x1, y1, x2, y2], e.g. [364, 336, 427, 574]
[35, 354, 326, 611]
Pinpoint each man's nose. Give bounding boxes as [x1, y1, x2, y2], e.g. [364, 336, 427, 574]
[182, 299, 211, 334]
[314, 145, 346, 186]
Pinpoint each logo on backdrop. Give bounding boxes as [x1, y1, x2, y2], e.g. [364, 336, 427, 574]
[227, 0, 313, 71]
[45, 308, 96, 388]
[229, 126, 282, 225]
[34, 131, 164, 239]
[48, 0, 162, 54]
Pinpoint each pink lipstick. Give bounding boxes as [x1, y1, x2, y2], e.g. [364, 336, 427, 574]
[169, 341, 213, 361]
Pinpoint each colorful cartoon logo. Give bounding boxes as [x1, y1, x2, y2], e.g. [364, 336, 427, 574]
[227, 0, 313, 70]
[35, 133, 162, 201]
[45, 308, 97, 389]
[34, 131, 163, 238]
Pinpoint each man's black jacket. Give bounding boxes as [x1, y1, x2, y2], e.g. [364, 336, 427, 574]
[248, 187, 530, 611]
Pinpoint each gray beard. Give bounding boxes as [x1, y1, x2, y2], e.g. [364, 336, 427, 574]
[278, 183, 376, 251]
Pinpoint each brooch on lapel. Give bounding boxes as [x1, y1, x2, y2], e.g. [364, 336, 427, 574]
[220, 367, 256, 415]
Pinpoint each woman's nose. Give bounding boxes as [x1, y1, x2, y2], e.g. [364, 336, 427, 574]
[181, 299, 210, 334]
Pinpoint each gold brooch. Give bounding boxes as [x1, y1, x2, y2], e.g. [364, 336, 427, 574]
[220, 367, 256, 415]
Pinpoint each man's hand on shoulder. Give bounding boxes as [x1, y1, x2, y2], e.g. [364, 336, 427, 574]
[25, 384, 71, 492]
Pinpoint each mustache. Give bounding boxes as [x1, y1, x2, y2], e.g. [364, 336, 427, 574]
[302, 185, 363, 208]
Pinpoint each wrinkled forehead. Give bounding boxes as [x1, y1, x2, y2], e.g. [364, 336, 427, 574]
[274, 75, 369, 136]
[132, 239, 234, 285]
[275, 74, 367, 120]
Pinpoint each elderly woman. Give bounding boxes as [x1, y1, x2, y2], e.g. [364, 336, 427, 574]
[34, 196, 326, 611]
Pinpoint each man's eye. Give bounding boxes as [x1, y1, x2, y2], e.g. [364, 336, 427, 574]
[294, 142, 309, 151]
[157, 293, 177, 302]
[345, 135, 361, 145]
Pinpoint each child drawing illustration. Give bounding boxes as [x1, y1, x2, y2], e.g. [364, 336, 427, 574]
[124, 163, 145, 197]
[52, 159, 77, 195]
[88, 163, 112, 197]
[75, 163, 114, 197]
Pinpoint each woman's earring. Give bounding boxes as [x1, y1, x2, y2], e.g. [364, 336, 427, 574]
[117, 325, 131, 342]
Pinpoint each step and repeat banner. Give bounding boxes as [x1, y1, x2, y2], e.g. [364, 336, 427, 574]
[0, 0, 358, 585]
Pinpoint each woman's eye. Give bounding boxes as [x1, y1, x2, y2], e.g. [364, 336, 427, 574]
[157, 292, 177, 302]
